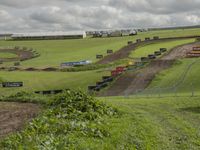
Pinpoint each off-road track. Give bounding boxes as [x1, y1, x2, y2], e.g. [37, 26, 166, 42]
[0, 48, 35, 62]
[100, 42, 200, 96]
[97, 36, 200, 64]
[0, 102, 40, 139]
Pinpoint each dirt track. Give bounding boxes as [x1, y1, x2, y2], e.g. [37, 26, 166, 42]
[0, 102, 40, 139]
[0, 48, 35, 62]
[97, 36, 200, 64]
[100, 42, 200, 96]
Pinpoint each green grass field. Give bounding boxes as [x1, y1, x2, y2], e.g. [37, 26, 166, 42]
[93, 96, 200, 149]
[0, 28, 200, 67]
[0, 29, 199, 97]
[130, 39, 195, 58]
[0, 52, 17, 58]
[0, 70, 110, 96]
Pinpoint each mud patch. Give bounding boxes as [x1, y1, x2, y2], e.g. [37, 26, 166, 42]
[0, 48, 38, 62]
[0, 102, 40, 139]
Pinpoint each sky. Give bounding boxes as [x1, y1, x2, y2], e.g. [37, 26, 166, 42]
[0, 0, 200, 33]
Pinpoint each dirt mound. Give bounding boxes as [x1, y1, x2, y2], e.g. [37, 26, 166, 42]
[0, 102, 40, 139]
[100, 42, 200, 96]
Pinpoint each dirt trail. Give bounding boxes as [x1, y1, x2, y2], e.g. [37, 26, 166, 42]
[100, 42, 200, 96]
[97, 36, 200, 64]
[0, 102, 40, 139]
[0, 49, 35, 62]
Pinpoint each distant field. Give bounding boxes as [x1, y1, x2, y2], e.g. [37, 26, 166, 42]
[0, 70, 110, 96]
[0, 28, 200, 67]
[130, 39, 195, 58]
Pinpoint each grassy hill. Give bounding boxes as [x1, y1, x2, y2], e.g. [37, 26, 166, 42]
[143, 58, 200, 96]
[130, 39, 195, 58]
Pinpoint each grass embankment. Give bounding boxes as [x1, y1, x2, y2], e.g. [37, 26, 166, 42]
[130, 39, 195, 58]
[144, 58, 200, 96]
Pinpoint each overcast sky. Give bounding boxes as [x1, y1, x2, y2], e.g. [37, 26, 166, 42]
[0, 0, 200, 33]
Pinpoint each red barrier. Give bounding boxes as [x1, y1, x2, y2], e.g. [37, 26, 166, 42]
[193, 47, 200, 51]
[111, 70, 118, 76]
[111, 66, 127, 77]
[116, 66, 126, 72]
[187, 52, 200, 57]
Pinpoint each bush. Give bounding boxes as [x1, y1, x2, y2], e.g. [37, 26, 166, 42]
[0, 90, 118, 149]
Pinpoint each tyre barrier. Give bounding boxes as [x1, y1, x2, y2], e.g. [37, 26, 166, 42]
[153, 36, 159, 40]
[154, 51, 162, 56]
[136, 39, 142, 43]
[148, 54, 156, 59]
[96, 55, 103, 59]
[107, 49, 113, 54]
[1, 82, 23, 88]
[102, 76, 114, 82]
[141, 57, 150, 62]
[160, 48, 167, 52]
[145, 37, 151, 41]
[88, 66, 127, 92]
[35, 89, 67, 95]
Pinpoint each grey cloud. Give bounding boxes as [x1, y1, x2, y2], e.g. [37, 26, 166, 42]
[108, 0, 200, 14]
[0, 0, 200, 32]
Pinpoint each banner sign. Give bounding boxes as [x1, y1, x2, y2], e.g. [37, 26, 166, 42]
[2, 82, 23, 88]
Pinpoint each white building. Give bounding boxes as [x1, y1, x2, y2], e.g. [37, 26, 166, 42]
[0, 34, 12, 40]
[11, 31, 87, 40]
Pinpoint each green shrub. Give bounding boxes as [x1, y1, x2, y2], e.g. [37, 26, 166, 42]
[0, 90, 118, 149]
